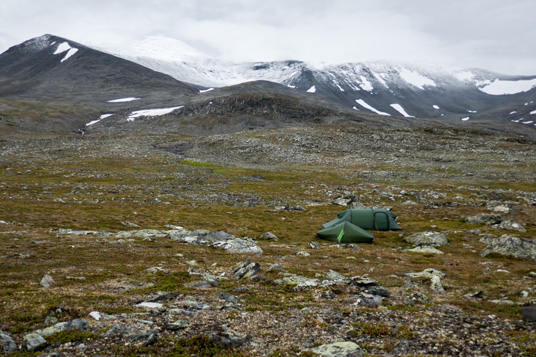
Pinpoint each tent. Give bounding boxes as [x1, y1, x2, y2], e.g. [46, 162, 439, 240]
[317, 208, 402, 243]
[322, 209, 402, 231]
[316, 221, 374, 243]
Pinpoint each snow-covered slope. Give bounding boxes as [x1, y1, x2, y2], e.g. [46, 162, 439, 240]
[100, 36, 536, 124]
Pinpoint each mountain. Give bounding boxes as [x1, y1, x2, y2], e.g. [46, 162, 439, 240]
[102, 36, 536, 128]
[1, 34, 535, 137]
[0, 34, 202, 134]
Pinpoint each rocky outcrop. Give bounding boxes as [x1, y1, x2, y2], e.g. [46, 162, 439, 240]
[480, 235, 536, 261]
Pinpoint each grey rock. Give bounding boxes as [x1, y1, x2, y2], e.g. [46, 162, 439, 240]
[22, 332, 47, 351]
[311, 341, 364, 357]
[259, 232, 278, 241]
[210, 331, 252, 348]
[266, 263, 286, 273]
[480, 235, 536, 261]
[308, 241, 319, 249]
[324, 270, 349, 282]
[367, 285, 391, 297]
[167, 319, 190, 330]
[214, 292, 242, 303]
[349, 276, 379, 287]
[296, 251, 310, 256]
[523, 307, 536, 322]
[351, 293, 383, 308]
[465, 213, 502, 225]
[105, 324, 133, 336]
[430, 275, 445, 294]
[212, 238, 263, 254]
[405, 292, 432, 305]
[406, 246, 444, 254]
[0, 330, 18, 354]
[40, 274, 55, 289]
[494, 220, 526, 232]
[405, 268, 446, 279]
[404, 231, 448, 247]
[233, 260, 261, 280]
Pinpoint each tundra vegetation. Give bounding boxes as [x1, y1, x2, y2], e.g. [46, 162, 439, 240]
[0, 124, 535, 356]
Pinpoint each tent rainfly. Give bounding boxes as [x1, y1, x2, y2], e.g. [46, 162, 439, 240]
[317, 208, 402, 243]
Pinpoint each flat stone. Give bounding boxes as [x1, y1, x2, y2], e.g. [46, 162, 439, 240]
[404, 231, 448, 247]
[167, 319, 189, 330]
[406, 246, 444, 254]
[311, 341, 363, 357]
[430, 275, 445, 294]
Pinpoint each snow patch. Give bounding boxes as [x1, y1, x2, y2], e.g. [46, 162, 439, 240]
[287, 85, 296, 89]
[467, 110, 477, 113]
[355, 99, 390, 116]
[199, 88, 214, 93]
[398, 68, 436, 90]
[86, 114, 113, 127]
[433, 105, 440, 110]
[390, 104, 414, 118]
[510, 111, 518, 114]
[523, 120, 534, 124]
[127, 106, 184, 122]
[108, 97, 140, 103]
[307, 86, 316, 93]
[479, 78, 536, 95]
[461, 117, 470, 121]
[530, 110, 536, 115]
[53, 42, 78, 62]
[359, 76, 373, 92]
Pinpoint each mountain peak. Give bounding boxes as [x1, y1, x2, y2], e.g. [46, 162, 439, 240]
[106, 36, 209, 63]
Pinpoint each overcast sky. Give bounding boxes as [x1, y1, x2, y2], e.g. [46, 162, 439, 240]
[1, 0, 535, 75]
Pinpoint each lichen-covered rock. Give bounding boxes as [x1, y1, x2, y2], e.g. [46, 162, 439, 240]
[0, 330, 17, 354]
[22, 332, 46, 351]
[480, 235, 536, 261]
[259, 232, 278, 241]
[404, 231, 448, 247]
[465, 213, 502, 225]
[406, 246, 444, 254]
[310, 341, 363, 357]
[494, 220, 526, 232]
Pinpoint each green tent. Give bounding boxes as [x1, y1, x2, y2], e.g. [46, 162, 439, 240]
[322, 209, 403, 231]
[317, 221, 375, 243]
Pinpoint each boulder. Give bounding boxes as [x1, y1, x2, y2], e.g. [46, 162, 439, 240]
[495, 220, 526, 232]
[404, 231, 448, 247]
[522, 307, 536, 322]
[259, 232, 278, 241]
[40, 274, 55, 289]
[480, 235, 536, 261]
[232, 260, 261, 280]
[465, 213, 502, 225]
[22, 332, 46, 351]
[430, 275, 445, 294]
[310, 341, 363, 357]
[0, 331, 17, 354]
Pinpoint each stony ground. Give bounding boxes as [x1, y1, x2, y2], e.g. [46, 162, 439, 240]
[1, 124, 536, 356]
